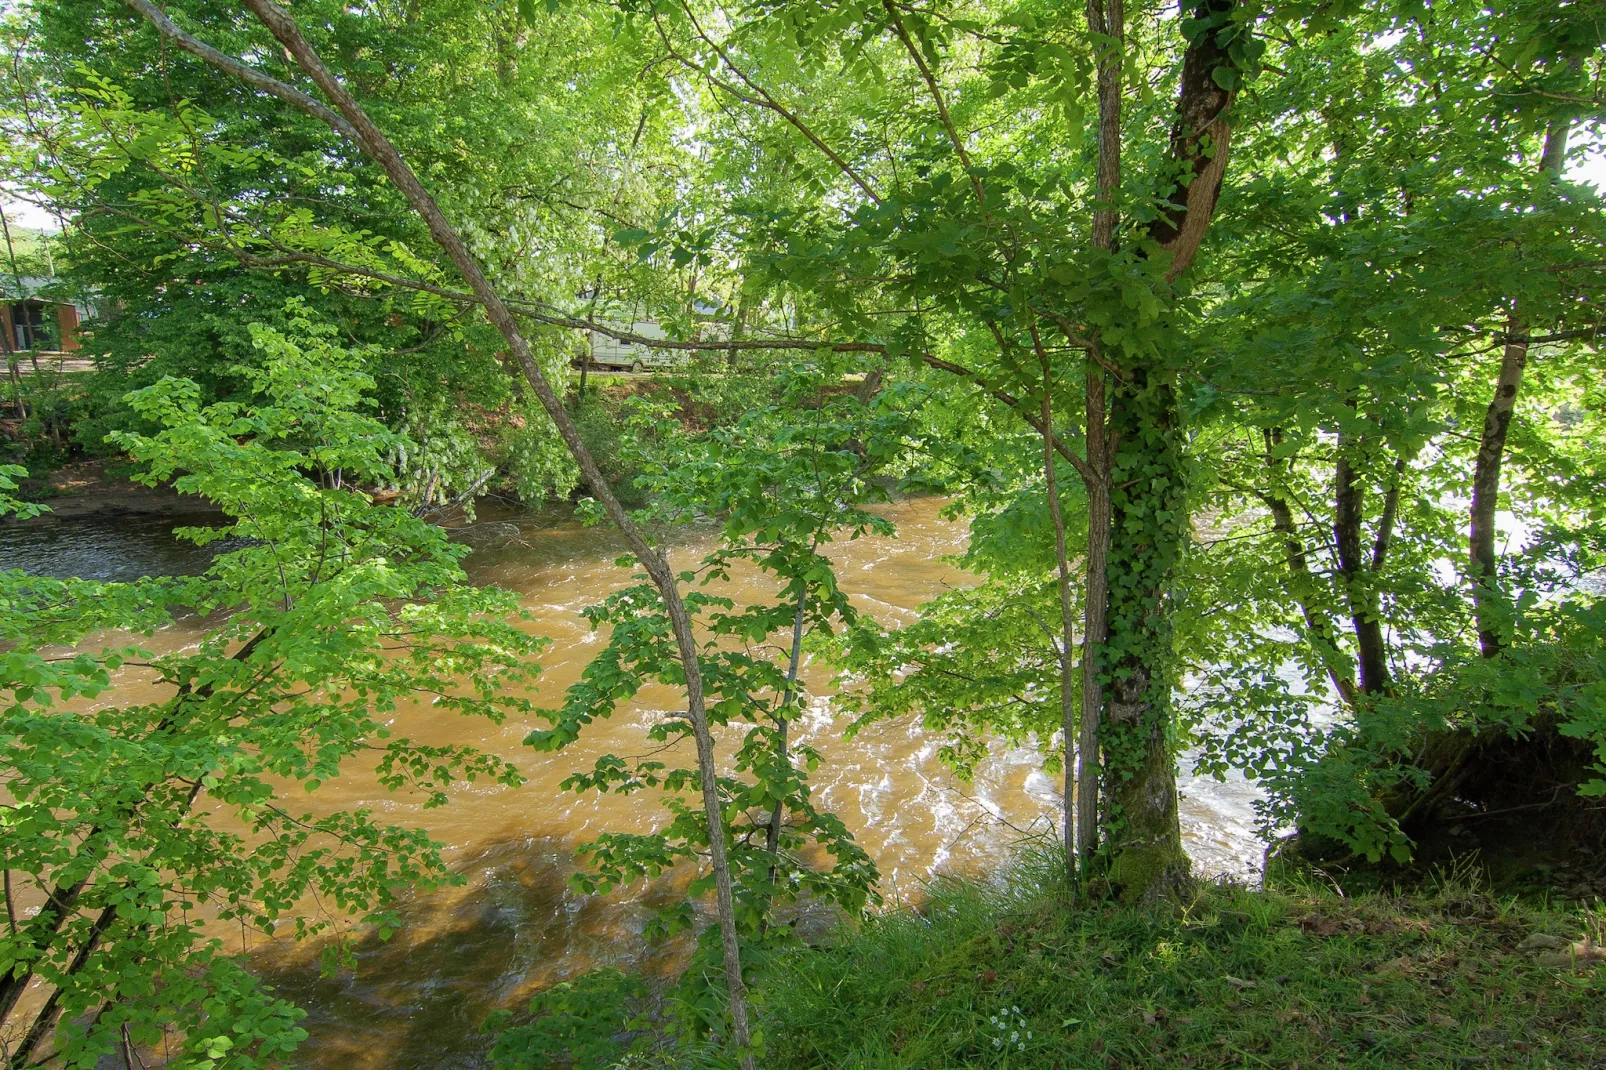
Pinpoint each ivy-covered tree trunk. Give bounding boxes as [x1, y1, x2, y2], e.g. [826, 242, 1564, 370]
[1095, 0, 1242, 904]
[1101, 366, 1191, 903]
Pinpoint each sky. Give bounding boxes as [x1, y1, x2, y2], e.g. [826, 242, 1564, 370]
[1574, 148, 1606, 191]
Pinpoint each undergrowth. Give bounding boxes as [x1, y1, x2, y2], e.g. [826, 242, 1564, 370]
[755, 854, 1606, 1068]
[489, 854, 1606, 1068]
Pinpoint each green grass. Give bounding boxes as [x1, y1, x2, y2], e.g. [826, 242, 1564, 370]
[753, 856, 1606, 1068]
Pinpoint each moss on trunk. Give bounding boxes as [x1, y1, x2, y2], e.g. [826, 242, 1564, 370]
[1101, 364, 1191, 904]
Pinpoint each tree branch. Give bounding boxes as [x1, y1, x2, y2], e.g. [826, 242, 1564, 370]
[122, 0, 758, 1057]
[119, 0, 360, 143]
[882, 1, 985, 206]
[663, 2, 882, 205]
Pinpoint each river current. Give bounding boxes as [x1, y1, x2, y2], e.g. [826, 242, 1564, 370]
[0, 498, 1265, 1068]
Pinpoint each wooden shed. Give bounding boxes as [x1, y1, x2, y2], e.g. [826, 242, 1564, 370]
[1, 281, 92, 354]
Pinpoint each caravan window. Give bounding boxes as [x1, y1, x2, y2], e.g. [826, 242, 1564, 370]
[8, 301, 57, 351]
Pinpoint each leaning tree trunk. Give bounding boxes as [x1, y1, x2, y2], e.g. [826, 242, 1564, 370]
[122, 2, 758, 1061]
[1261, 428, 1360, 707]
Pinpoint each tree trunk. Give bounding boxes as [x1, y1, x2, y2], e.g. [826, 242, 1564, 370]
[128, 1, 756, 1058]
[726, 288, 750, 372]
[1471, 118, 1571, 658]
[4, 339, 24, 422]
[1101, 368, 1190, 904]
[1, 205, 31, 420]
[0, 651, 249, 1034]
[1333, 440, 1390, 695]
[1078, 367, 1111, 875]
[1038, 357, 1080, 876]
[1076, 0, 1122, 881]
[765, 593, 806, 869]
[1096, 0, 1239, 904]
[1262, 429, 1359, 706]
[12, 903, 119, 1066]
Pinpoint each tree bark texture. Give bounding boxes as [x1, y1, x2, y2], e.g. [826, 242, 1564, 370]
[1098, 0, 1239, 904]
[1150, 0, 1236, 285]
[1076, 0, 1122, 880]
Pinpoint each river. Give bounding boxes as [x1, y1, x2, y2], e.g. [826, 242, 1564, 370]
[0, 497, 1265, 1068]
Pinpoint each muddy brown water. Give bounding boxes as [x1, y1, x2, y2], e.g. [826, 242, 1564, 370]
[1, 498, 1264, 1067]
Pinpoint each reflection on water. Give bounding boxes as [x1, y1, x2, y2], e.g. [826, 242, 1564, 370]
[0, 511, 221, 581]
[254, 838, 699, 1070]
[5, 497, 1267, 1068]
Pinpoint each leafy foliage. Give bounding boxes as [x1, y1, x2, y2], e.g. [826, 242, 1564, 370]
[0, 0, 1603, 1056]
[0, 313, 544, 1064]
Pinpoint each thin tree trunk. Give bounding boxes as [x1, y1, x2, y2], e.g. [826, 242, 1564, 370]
[1262, 428, 1359, 707]
[1372, 457, 1404, 572]
[1471, 118, 1571, 658]
[1077, 0, 1122, 879]
[0, 202, 32, 419]
[3, 335, 24, 422]
[0, 647, 249, 1034]
[0, 770, 211, 1036]
[13, 903, 118, 1066]
[1078, 366, 1111, 875]
[1036, 348, 1079, 877]
[1085, 0, 1123, 253]
[1469, 313, 1526, 657]
[0, 869, 93, 1027]
[125, 1, 756, 1058]
[726, 288, 750, 372]
[764, 593, 807, 881]
[1333, 440, 1390, 695]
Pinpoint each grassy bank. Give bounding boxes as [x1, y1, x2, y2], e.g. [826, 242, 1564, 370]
[751, 857, 1606, 1068]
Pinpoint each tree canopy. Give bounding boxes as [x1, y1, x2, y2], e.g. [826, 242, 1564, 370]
[0, 0, 1602, 1065]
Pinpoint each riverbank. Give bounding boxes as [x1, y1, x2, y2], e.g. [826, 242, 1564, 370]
[0, 370, 765, 523]
[0, 457, 215, 520]
[747, 858, 1606, 1068]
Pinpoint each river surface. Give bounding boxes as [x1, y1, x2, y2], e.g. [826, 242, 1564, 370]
[0, 498, 1265, 1068]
